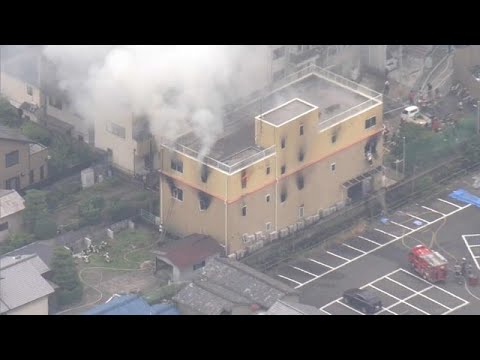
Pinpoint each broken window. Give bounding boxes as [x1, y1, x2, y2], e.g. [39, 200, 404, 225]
[173, 187, 183, 201]
[171, 159, 183, 173]
[266, 194, 271, 203]
[364, 136, 378, 155]
[365, 116, 377, 129]
[242, 205, 247, 216]
[241, 169, 247, 189]
[281, 137, 286, 149]
[297, 174, 304, 190]
[331, 163, 336, 172]
[300, 124, 304, 136]
[298, 148, 305, 162]
[280, 188, 287, 203]
[331, 134, 337, 143]
[281, 165, 286, 175]
[266, 166, 271, 175]
[198, 191, 212, 211]
[201, 164, 210, 183]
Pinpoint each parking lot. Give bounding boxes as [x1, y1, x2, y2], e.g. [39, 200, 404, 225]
[274, 195, 470, 289]
[320, 268, 469, 315]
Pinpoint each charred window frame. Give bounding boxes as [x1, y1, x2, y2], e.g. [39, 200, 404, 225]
[266, 194, 271, 203]
[365, 116, 377, 129]
[200, 164, 210, 183]
[281, 137, 286, 149]
[173, 187, 183, 201]
[281, 165, 286, 175]
[241, 169, 247, 189]
[331, 163, 336, 172]
[171, 159, 183, 173]
[198, 191, 212, 211]
[331, 134, 337, 143]
[266, 166, 271, 175]
[364, 136, 379, 155]
[298, 148, 305, 162]
[242, 205, 247, 217]
[26, 85, 33, 96]
[296, 174, 304, 190]
[299, 124, 304, 136]
[280, 188, 287, 203]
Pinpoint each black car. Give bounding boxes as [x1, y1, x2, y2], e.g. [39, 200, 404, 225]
[343, 288, 382, 314]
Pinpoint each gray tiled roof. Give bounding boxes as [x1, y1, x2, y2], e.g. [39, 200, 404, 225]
[0, 125, 33, 143]
[0, 254, 54, 313]
[173, 257, 297, 314]
[0, 190, 25, 219]
[265, 300, 325, 315]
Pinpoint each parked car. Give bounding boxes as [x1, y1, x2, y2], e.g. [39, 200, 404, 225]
[343, 288, 382, 314]
[401, 105, 420, 122]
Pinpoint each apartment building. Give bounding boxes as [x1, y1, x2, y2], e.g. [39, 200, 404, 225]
[158, 65, 384, 257]
[0, 125, 48, 191]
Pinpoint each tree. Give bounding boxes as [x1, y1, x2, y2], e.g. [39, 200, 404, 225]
[78, 196, 105, 226]
[51, 247, 83, 306]
[33, 216, 57, 240]
[21, 121, 51, 145]
[23, 190, 49, 233]
[0, 96, 20, 127]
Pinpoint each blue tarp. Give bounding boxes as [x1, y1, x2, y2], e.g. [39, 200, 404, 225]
[448, 189, 480, 208]
[84, 294, 180, 315]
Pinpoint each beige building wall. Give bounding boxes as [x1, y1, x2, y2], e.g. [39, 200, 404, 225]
[0, 72, 42, 108]
[6, 295, 49, 315]
[0, 211, 24, 243]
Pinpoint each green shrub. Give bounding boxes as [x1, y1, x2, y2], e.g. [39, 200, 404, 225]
[106, 201, 137, 222]
[34, 216, 58, 240]
[56, 286, 83, 306]
[78, 196, 105, 225]
[21, 121, 52, 145]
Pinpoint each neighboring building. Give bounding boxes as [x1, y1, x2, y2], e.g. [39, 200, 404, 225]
[152, 233, 223, 283]
[173, 257, 298, 315]
[0, 125, 48, 191]
[84, 294, 179, 315]
[0, 189, 25, 243]
[454, 45, 480, 99]
[0, 254, 56, 315]
[264, 299, 325, 315]
[0, 46, 92, 144]
[159, 66, 384, 257]
[3, 240, 54, 266]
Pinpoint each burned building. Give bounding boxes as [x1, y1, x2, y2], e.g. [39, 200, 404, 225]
[158, 65, 384, 257]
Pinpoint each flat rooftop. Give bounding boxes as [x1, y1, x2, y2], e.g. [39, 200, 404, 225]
[260, 99, 316, 126]
[174, 68, 381, 172]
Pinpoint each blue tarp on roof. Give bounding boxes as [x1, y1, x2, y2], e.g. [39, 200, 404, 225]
[84, 294, 180, 315]
[448, 189, 480, 208]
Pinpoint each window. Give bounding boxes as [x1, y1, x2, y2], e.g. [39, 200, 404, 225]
[29, 170, 34, 185]
[266, 194, 271, 203]
[331, 163, 336, 172]
[0, 222, 8, 231]
[266, 166, 271, 175]
[242, 205, 247, 217]
[5, 176, 20, 190]
[199, 199, 208, 211]
[299, 206, 304, 218]
[281, 137, 286, 149]
[281, 165, 286, 175]
[331, 134, 337, 143]
[193, 260, 206, 271]
[297, 174, 304, 190]
[27, 85, 33, 96]
[108, 122, 126, 139]
[280, 191, 287, 203]
[298, 149, 305, 162]
[40, 165, 45, 180]
[300, 124, 304, 136]
[365, 116, 377, 129]
[171, 159, 183, 173]
[173, 187, 183, 201]
[49, 96, 63, 109]
[5, 150, 19, 168]
[272, 47, 285, 60]
[266, 222, 272, 232]
[241, 169, 247, 189]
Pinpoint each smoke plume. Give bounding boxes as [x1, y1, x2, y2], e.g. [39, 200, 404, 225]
[42, 45, 270, 158]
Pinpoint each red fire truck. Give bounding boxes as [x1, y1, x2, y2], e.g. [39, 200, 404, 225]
[408, 245, 448, 283]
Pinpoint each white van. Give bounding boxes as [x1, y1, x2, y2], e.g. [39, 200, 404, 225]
[401, 106, 420, 122]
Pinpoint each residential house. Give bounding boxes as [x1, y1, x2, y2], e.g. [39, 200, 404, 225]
[0, 254, 56, 315]
[264, 299, 326, 315]
[159, 66, 384, 257]
[0, 125, 48, 190]
[152, 233, 223, 283]
[173, 257, 298, 315]
[0, 189, 25, 243]
[84, 293, 179, 315]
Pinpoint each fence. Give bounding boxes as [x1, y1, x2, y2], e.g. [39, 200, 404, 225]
[242, 155, 480, 272]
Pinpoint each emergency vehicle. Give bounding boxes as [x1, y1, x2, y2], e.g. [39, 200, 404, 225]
[408, 245, 448, 283]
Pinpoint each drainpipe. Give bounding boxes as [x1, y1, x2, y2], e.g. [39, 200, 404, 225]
[274, 127, 278, 231]
[224, 174, 228, 256]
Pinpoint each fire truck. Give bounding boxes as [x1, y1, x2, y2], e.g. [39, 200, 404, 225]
[408, 245, 448, 283]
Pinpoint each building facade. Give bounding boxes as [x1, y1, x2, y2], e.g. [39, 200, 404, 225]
[0, 190, 25, 243]
[159, 66, 384, 257]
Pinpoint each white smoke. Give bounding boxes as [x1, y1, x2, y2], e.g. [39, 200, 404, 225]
[42, 45, 271, 158]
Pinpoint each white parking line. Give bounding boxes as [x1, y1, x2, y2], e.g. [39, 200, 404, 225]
[277, 274, 302, 286]
[380, 308, 398, 315]
[421, 205, 446, 216]
[342, 243, 366, 254]
[462, 235, 480, 271]
[358, 236, 381, 246]
[437, 198, 463, 209]
[308, 258, 334, 269]
[326, 251, 351, 262]
[374, 228, 398, 238]
[470, 245, 480, 248]
[295, 204, 471, 289]
[377, 284, 432, 315]
[291, 266, 317, 277]
[389, 221, 414, 231]
[336, 301, 365, 315]
[406, 213, 431, 224]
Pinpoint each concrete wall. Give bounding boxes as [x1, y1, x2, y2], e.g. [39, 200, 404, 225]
[0, 211, 24, 243]
[453, 46, 480, 99]
[0, 72, 42, 108]
[46, 101, 90, 142]
[6, 295, 49, 315]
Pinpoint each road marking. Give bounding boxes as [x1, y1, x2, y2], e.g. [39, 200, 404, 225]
[358, 236, 381, 246]
[374, 228, 398, 238]
[278, 274, 302, 286]
[421, 205, 445, 216]
[320, 309, 332, 315]
[469, 245, 480, 248]
[326, 251, 351, 262]
[381, 308, 398, 315]
[368, 284, 402, 302]
[291, 266, 317, 277]
[406, 213, 431, 224]
[342, 243, 366, 254]
[462, 235, 480, 271]
[308, 258, 334, 269]
[336, 301, 365, 315]
[390, 221, 414, 231]
[295, 204, 471, 289]
[380, 285, 432, 315]
[437, 198, 463, 209]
